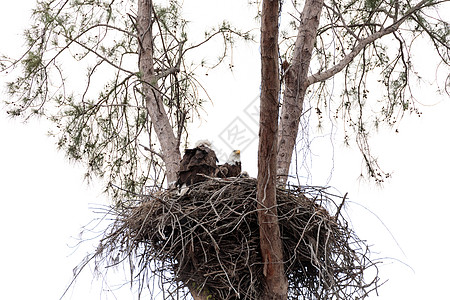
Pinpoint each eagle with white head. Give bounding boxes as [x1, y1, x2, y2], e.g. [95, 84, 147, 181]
[217, 150, 241, 178]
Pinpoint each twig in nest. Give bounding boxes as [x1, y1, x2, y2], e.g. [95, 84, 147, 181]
[334, 192, 348, 220]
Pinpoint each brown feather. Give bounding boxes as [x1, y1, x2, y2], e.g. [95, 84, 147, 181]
[177, 145, 218, 186]
[217, 162, 241, 178]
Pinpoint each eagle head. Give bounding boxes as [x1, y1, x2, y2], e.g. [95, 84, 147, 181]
[226, 150, 241, 165]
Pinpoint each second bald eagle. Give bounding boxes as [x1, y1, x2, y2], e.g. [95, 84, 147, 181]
[217, 150, 241, 178]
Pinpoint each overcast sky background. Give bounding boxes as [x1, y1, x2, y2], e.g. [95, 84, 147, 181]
[1, 1, 449, 299]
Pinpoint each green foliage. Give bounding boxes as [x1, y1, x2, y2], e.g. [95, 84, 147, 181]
[2, 0, 252, 199]
[22, 52, 43, 75]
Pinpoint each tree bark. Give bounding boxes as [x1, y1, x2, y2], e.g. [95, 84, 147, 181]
[137, 0, 180, 184]
[277, 0, 324, 183]
[258, 0, 288, 299]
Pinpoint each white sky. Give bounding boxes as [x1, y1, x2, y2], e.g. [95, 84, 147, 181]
[1, 1, 449, 299]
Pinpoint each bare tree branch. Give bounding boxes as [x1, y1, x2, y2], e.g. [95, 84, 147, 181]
[308, 0, 436, 85]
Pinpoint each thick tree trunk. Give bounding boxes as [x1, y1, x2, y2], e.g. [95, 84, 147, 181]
[257, 0, 288, 299]
[137, 4, 207, 300]
[277, 0, 324, 183]
[137, 0, 180, 184]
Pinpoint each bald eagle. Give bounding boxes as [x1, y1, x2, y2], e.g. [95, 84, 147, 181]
[176, 141, 219, 187]
[217, 150, 241, 178]
[176, 142, 242, 189]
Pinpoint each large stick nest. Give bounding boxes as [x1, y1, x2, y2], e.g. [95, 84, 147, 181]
[94, 177, 380, 299]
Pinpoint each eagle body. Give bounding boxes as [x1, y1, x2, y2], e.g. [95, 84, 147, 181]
[217, 162, 241, 178]
[176, 144, 218, 187]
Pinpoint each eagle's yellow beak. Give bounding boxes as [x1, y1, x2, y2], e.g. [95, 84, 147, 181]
[235, 150, 240, 155]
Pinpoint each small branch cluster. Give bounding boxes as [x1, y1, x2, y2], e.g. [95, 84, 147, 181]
[87, 177, 380, 299]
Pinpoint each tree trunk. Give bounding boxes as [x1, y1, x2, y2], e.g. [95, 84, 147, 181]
[137, 0, 180, 184]
[137, 3, 208, 300]
[277, 0, 324, 183]
[258, 0, 288, 299]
